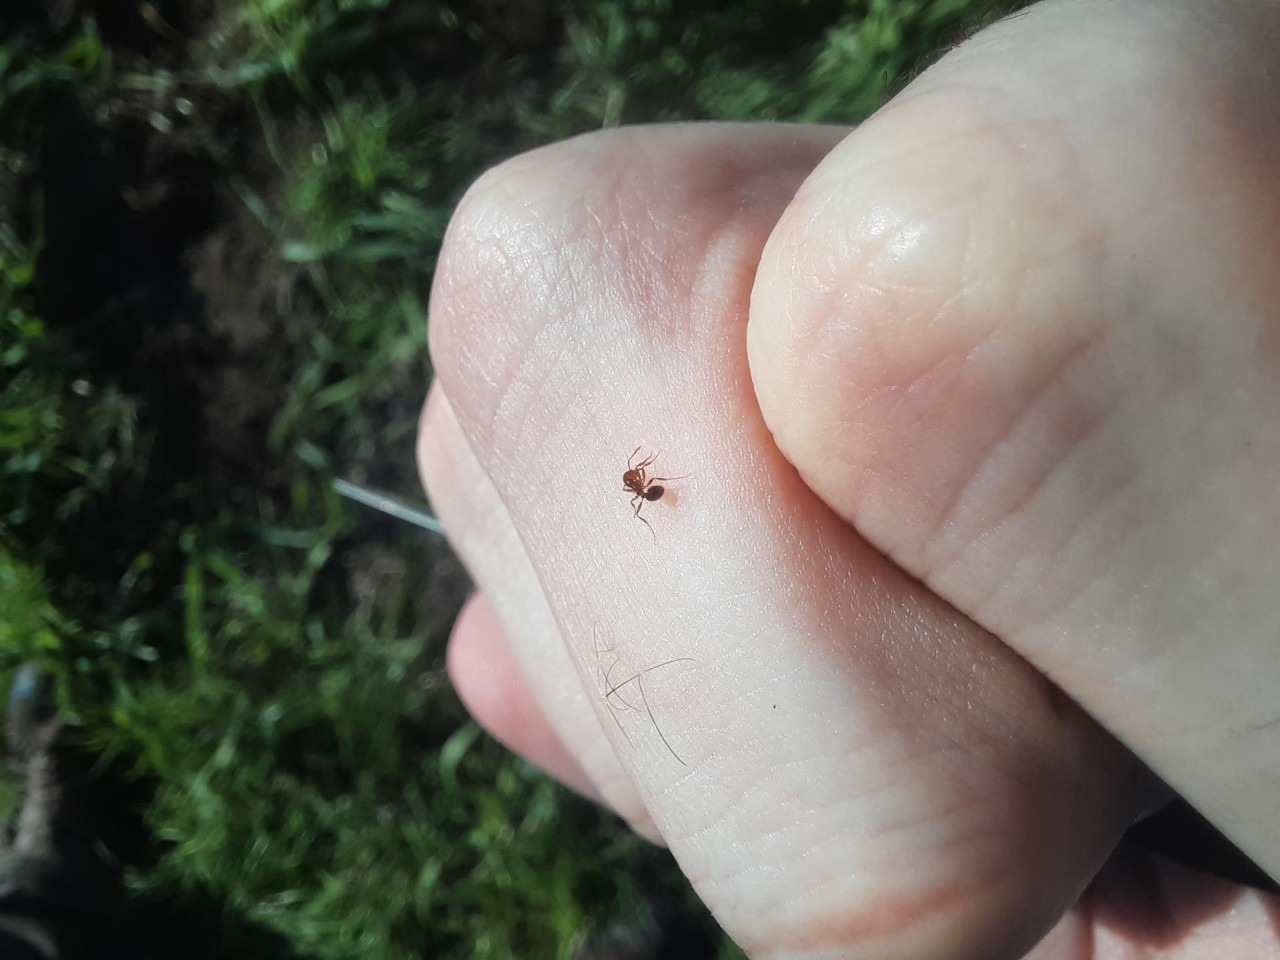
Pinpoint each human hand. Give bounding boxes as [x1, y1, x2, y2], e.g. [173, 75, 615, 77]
[418, 1, 1280, 956]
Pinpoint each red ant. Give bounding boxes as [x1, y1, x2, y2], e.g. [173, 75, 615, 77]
[622, 447, 687, 540]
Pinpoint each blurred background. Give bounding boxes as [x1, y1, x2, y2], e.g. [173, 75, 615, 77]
[0, 2, 1027, 957]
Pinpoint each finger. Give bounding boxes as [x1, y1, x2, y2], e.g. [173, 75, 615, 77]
[429, 121, 1149, 959]
[1024, 848, 1280, 960]
[447, 592, 603, 804]
[1078, 848, 1280, 960]
[418, 386, 662, 841]
[749, 0, 1280, 876]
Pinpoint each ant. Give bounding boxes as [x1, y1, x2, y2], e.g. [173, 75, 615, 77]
[622, 447, 687, 540]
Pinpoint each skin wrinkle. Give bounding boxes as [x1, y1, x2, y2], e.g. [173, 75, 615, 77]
[903, 216, 1101, 568]
[929, 357, 1157, 639]
[920, 691, 1053, 794]
[675, 717, 840, 837]
[438, 243, 564, 447]
[1041, 531, 1172, 672]
[976, 363, 1205, 646]
[921, 333, 1112, 580]
[698, 741, 994, 896]
[758, 875, 993, 958]
[962, 471, 1130, 653]
[454, 146, 697, 425]
[936, 268, 1043, 472]
[710, 834, 987, 954]
[496, 321, 573, 457]
[726, 798, 864, 856]
[778, 229, 890, 384]
[805, 115, 1012, 204]
[627, 134, 824, 354]
[979, 530, 1162, 740]
[819, 275, 974, 512]
[767, 867, 975, 944]
[674, 709, 942, 871]
[893, 342, 1014, 555]
[576, 172, 667, 322]
[696, 816, 864, 906]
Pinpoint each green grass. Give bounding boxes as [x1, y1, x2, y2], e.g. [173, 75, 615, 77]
[0, 2, 1026, 958]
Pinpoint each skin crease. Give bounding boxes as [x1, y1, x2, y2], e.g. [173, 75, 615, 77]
[419, 1, 1280, 958]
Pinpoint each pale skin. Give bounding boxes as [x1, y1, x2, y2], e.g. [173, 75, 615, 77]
[418, 1, 1280, 957]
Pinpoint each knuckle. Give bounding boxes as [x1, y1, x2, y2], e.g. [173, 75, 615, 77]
[427, 130, 644, 436]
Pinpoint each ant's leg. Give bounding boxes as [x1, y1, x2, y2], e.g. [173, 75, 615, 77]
[636, 506, 656, 542]
[649, 474, 689, 483]
[632, 494, 656, 542]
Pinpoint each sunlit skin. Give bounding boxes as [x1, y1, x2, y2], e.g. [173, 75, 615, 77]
[421, 1, 1280, 957]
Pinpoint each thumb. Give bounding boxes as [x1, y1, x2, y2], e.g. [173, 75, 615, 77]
[749, 0, 1280, 875]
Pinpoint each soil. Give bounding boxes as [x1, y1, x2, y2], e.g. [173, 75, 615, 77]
[10, 12, 272, 484]
[3, 0, 450, 553]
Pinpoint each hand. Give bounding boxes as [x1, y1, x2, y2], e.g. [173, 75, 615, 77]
[418, 1, 1280, 956]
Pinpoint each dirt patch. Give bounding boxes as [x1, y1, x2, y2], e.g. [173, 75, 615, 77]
[9, 12, 305, 501]
[184, 181, 305, 477]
